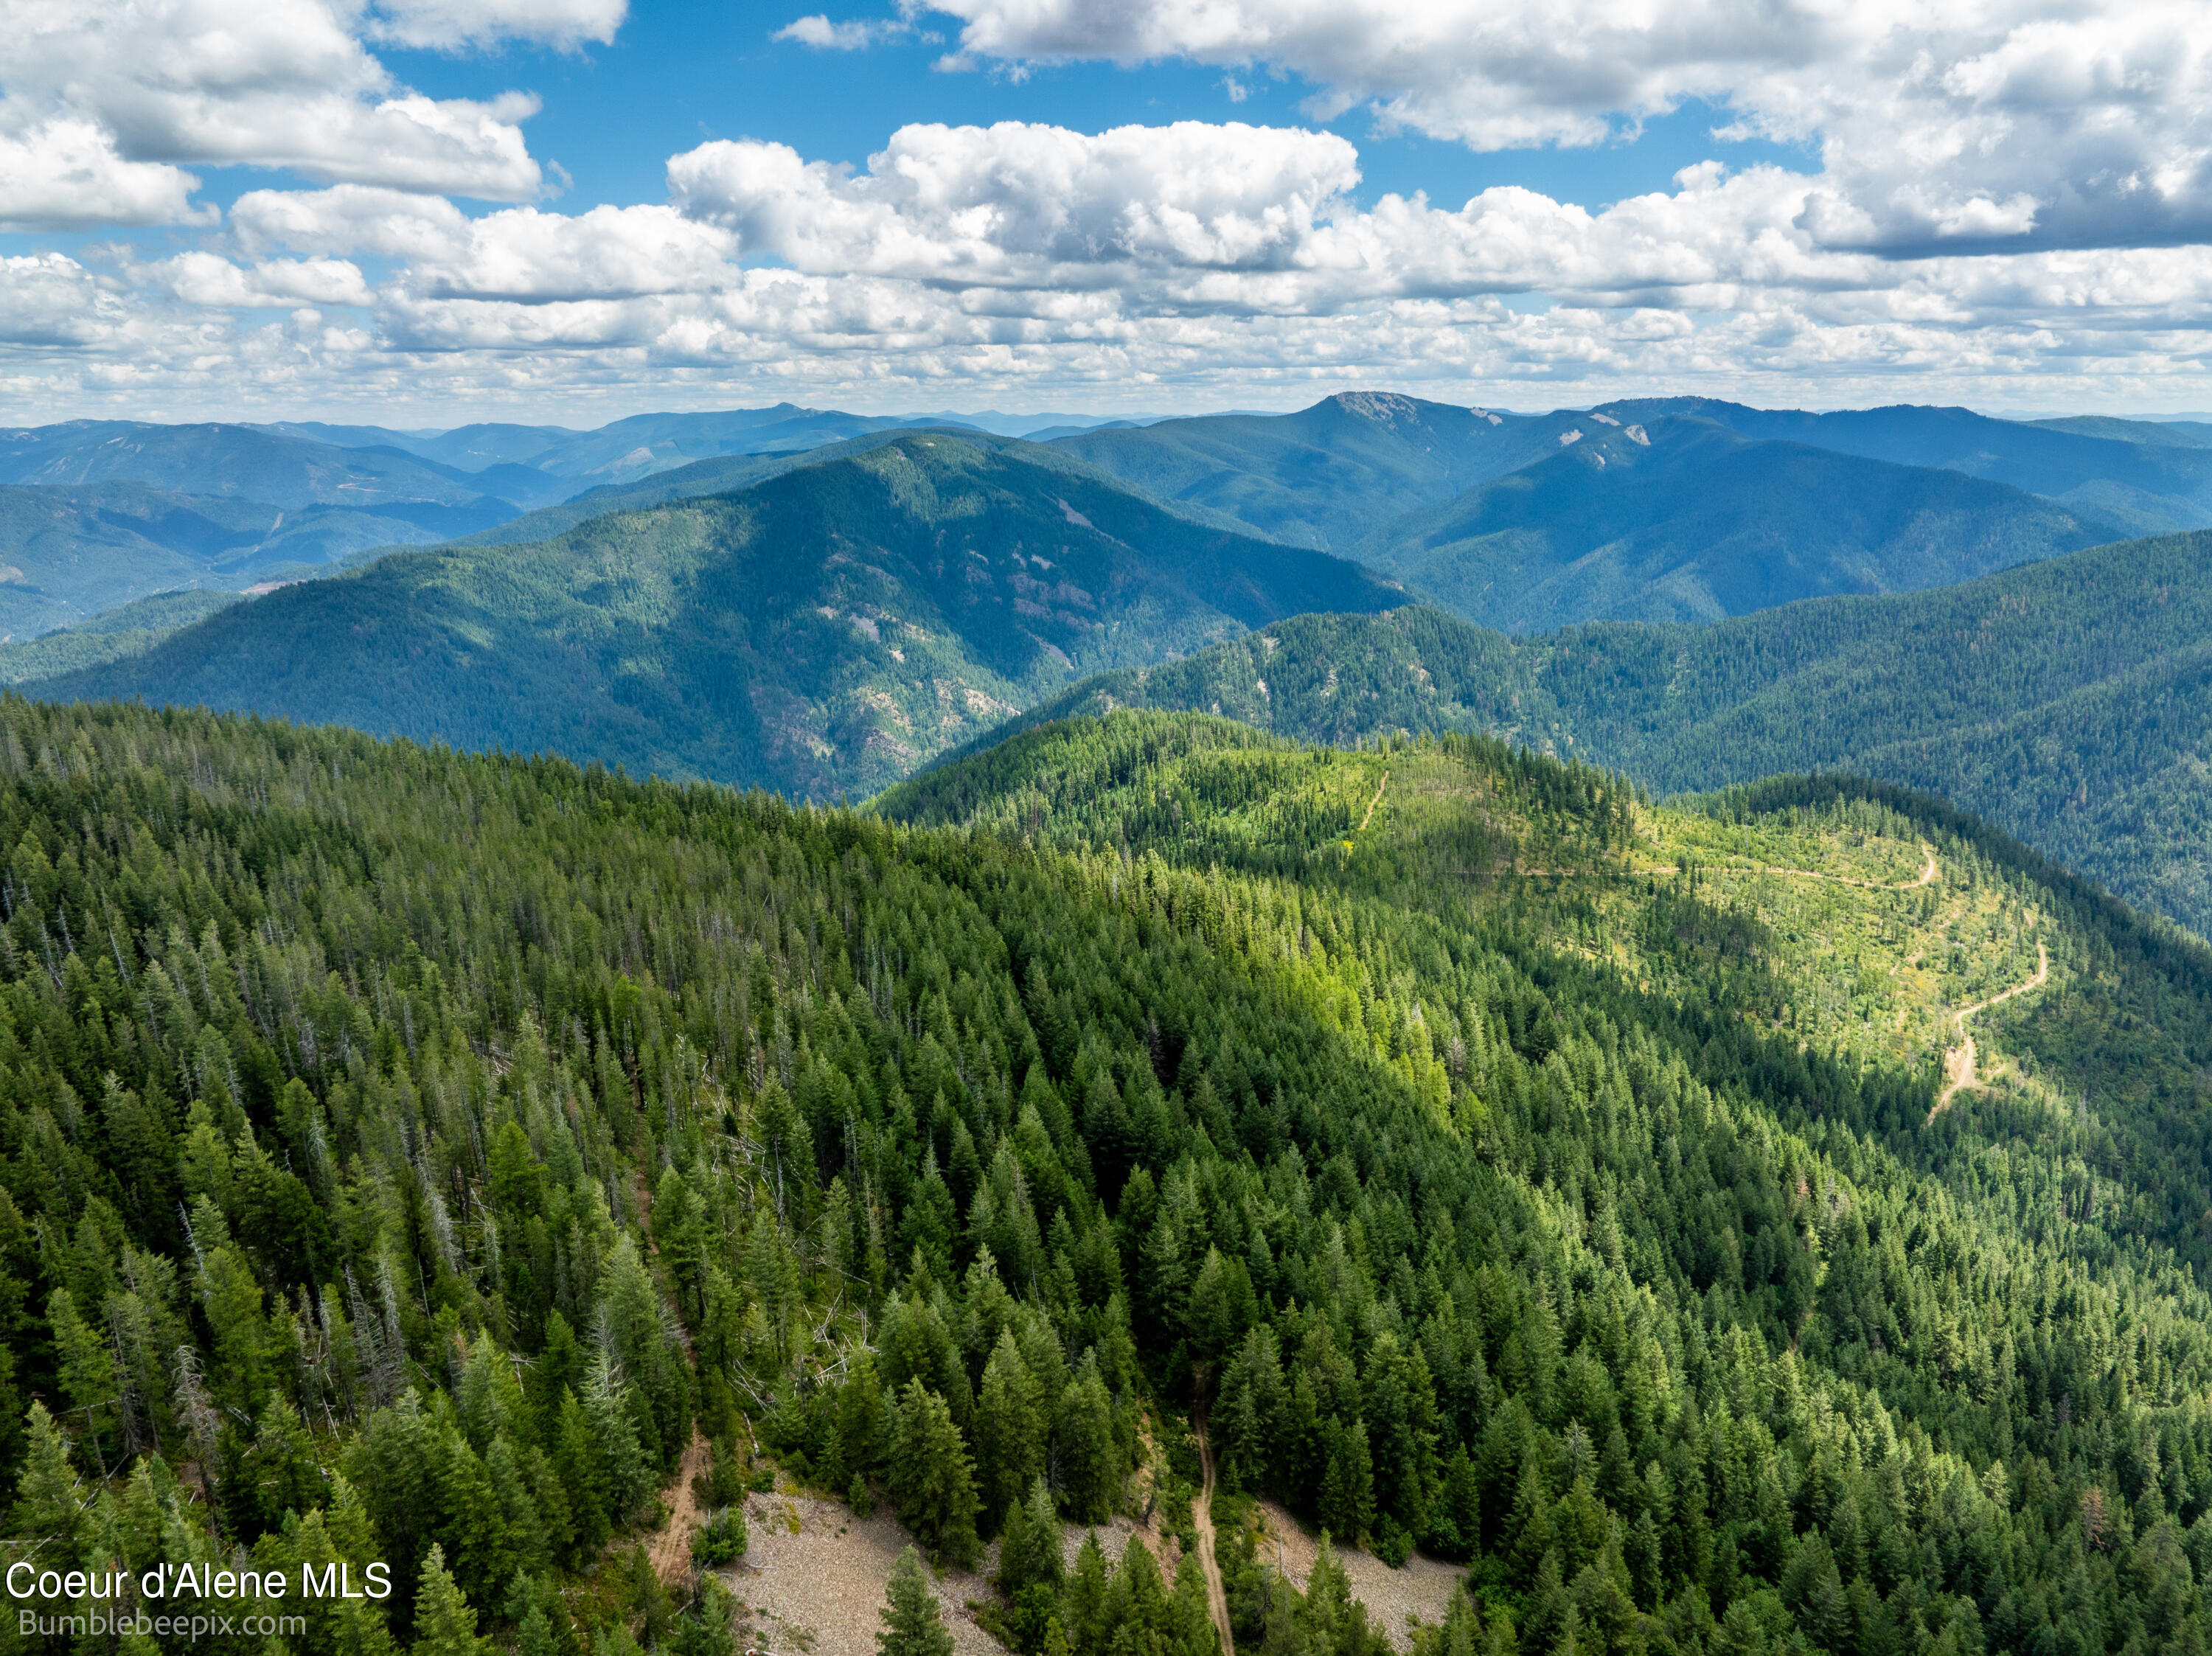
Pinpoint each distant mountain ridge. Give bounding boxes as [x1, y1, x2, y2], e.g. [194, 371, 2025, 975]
[1047, 391, 1573, 552]
[1050, 392, 2153, 630]
[251, 404, 1111, 487]
[39, 434, 1399, 796]
[1602, 397, 2212, 532]
[1354, 411, 2129, 631]
[0, 420, 561, 510]
[0, 479, 514, 637]
[18, 391, 2195, 648]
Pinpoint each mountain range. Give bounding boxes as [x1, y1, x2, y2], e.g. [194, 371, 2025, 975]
[0, 406, 1138, 635]
[1352, 411, 2125, 631]
[43, 434, 1397, 795]
[987, 525, 2212, 934]
[15, 380, 2212, 1656]
[21, 386, 2212, 942]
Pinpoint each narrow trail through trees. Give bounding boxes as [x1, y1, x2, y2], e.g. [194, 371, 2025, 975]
[1630, 841, 1939, 891]
[1929, 941, 2049, 1123]
[1190, 1411, 1236, 1656]
[1357, 771, 1389, 833]
[650, 1429, 712, 1585]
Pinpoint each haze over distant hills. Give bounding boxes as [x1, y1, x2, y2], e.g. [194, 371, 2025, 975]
[0, 405, 1138, 636]
[21, 387, 2212, 938]
[1355, 411, 2126, 631]
[45, 434, 1397, 796]
[1605, 400, 2212, 535]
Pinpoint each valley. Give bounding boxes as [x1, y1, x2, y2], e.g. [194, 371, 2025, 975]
[10, 390, 2212, 1656]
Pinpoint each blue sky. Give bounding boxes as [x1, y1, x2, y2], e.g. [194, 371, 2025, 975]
[374, 13, 1810, 222]
[1, 0, 2208, 423]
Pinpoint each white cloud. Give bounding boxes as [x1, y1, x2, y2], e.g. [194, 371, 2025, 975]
[0, 254, 133, 347]
[0, 0, 554, 222]
[399, 205, 741, 302]
[772, 14, 905, 49]
[669, 122, 1366, 293]
[13, 119, 2212, 421]
[917, 0, 2212, 255]
[153, 252, 375, 309]
[230, 186, 474, 262]
[0, 118, 212, 232]
[368, 0, 628, 51]
[664, 122, 1861, 312]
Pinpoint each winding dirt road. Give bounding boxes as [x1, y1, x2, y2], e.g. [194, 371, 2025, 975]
[1190, 1415, 1236, 1656]
[1928, 941, 2049, 1123]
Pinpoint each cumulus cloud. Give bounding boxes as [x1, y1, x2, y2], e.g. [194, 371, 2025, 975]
[669, 122, 1366, 293]
[230, 186, 475, 262]
[0, 254, 135, 347]
[0, 0, 555, 220]
[153, 253, 375, 309]
[236, 192, 740, 302]
[664, 122, 1862, 312]
[0, 119, 212, 232]
[398, 205, 741, 302]
[368, 0, 628, 50]
[772, 14, 905, 49]
[917, 0, 2212, 255]
[13, 117, 2212, 420]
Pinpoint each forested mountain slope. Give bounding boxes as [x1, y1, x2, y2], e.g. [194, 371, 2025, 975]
[981, 527, 2212, 937]
[1604, 400, 2212, 533]
[0, 481, 498, 639]
[262, 406, 979, 486]
[0, 422, 567, 514]
[1356, 416, 2122, 631]
[1051, 397, 2136, 629]
[38, 436, 1397, 797]
[1049, 394, 1571, 553]
[9, 697, 2212, 1656]
[0, 588, 242, 683]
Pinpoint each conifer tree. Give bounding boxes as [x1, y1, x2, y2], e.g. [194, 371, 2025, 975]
[46, 1287, 116, 1449]
[412, 1545, 491, 1656]
[878, 1548, 954, 1656]
[7, 1402, 83, 1554]
[582, 1351, 653, 1524]
[1053, 1355, 1118, 1523]
[554, 1387, 611, 1556]
[889, 1379, 981, 1568]
[995, 1478, 1064, 1597]
[973, 1329, 1043, 1531]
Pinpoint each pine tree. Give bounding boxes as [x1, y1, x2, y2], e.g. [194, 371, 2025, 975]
[835, 1351, 886, 1488]
[1053, 1355, 1119, 1523]
[7, 1402, 84, 1553]
[890, 1379, 981, 1568]
[553, 1388, 611, 1556]
[973, 1330, 1043, 1531]
[412, 1544, 491, 1656]
[582, 1351, 652, 1524]
[878, 1547, 955, 1656]
[246, 1395, 328, 1534]
[1319, 1416, 1375, 1544]
[1433, 1443, 1481, 1561]
[995, 1478, 1064, 1596]
[1509, 1454, 1555, 1587]
[1065, 1529, 1114, 1655]
[48, 1287, 117, 1446]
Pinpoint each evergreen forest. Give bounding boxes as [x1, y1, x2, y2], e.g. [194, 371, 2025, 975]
[4, 695, 2212, 1656]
